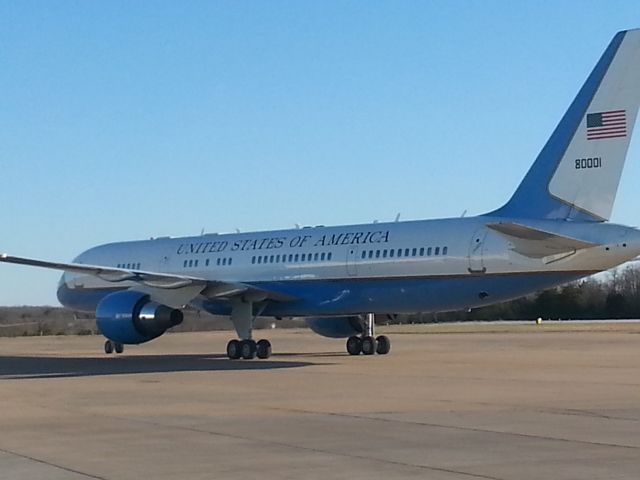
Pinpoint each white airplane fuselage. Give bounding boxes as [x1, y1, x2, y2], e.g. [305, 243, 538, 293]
[57, 215, 640, 317]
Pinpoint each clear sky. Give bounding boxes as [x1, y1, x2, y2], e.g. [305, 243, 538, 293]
[1, 1, 640, 305]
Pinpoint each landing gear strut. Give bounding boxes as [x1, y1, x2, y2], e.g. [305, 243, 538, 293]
[346, 313, 391, 356]
[104, 340, 124, 355]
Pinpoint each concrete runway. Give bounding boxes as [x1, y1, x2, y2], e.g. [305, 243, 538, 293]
[1, 325, 639, 480]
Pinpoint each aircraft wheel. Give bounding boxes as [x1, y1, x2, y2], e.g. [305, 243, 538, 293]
[226, 339, 241, 360]
[346, 336, 362, 355]
[114, 342, 124, 354]
[256, 339, 272, 359]
[104, 340, 114, 355]
[241, 339, 257, 359]
[362, 336, 377, 355]
[376, 335, 391, 355]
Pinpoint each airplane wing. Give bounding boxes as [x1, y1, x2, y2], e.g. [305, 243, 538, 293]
[486, 223, 599, 258]
[0, 253, 295, 305]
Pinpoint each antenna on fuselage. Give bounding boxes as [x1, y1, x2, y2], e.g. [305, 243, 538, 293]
[461, 210, 467, 218]
[394, 213, 401, 222]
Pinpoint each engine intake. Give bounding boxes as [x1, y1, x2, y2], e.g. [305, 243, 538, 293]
[96, 291, 183, 345]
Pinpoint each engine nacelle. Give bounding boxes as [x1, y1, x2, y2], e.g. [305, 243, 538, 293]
[96, 290, 183, 344]
[305, 316, 363, 338]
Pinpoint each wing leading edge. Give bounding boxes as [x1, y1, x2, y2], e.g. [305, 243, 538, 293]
[0, 253, 296, 304]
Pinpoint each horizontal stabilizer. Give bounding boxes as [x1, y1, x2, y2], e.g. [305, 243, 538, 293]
[486, 223, 599, 258]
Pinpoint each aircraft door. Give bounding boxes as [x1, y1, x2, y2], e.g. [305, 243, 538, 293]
[468, 227, 488, 274]
[346, 247, 359, 276]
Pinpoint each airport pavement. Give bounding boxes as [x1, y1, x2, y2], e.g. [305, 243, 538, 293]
[0, 326, 639, 480]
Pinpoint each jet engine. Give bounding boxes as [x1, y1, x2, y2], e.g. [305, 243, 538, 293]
[305, 316, 363, 338]
[96, 290, 183, 344]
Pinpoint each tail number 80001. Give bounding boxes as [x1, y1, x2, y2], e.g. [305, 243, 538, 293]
[575, 157, 602, 169]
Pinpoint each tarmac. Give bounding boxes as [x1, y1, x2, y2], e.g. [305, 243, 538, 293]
[0, 324, 639, 480]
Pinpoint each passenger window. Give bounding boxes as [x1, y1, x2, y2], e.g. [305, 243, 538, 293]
[397, 249, 402, 258]
[301, 254, 306, 261]
[361, 251, 366, 259]
[427, 247, 432, 256]
[419, 247, 424, 256]
[289, 254, 294, 262]
[435, 247, 440, 255]
[314, 253, 319, 261]
[183, 260, 187, 268]
[327, 252, 332, 261]
[376, 250, 380, 258]
[412, 248, 417, 256]
[222, 258, 227, 266]
[195, 260, 199, 267]
[443, 246, 448, 255]
[257, 256, 262, 264]
[405, 248, 410, 256]
[321, 252, 326, 261]
[205, 259, 210, 266]
[188, 260, 193, 267]
[382, 250, 387, 258]
[252, 256, 256, 264]
[389, 249, 394, 258]
[294, 254, 299, 262]
[229, 258, 233, 265]
[368, 250, 373, 259]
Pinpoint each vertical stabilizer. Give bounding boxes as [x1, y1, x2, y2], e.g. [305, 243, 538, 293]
[491, 29, 640, 222]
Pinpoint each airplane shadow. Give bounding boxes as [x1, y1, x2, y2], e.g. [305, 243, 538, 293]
[0, 353, 317, 380]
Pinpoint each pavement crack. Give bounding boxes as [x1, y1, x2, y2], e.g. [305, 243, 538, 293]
[110, 416, 505, 480]
[289, 410, 640, 451]
[0, 446, 109, 480]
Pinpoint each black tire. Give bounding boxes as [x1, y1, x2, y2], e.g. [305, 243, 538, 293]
[362, 336, 377, 355]
[256, 339, 272, 359]
[376, 335, 391, 355]
[227, 339, 241, 360]
[346, 336, 362, 355]
[241, 340, 257, 360]
[104, 340, 114, 355]
[114, 342, 124, 354]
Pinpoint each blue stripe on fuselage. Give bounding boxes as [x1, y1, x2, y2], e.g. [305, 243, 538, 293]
[59, 272, 593, 317]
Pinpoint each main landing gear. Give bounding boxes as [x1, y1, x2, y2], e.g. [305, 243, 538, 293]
[226, 298, 273, 360]
[346, 313, 391, 356]
[226, 339, 272, 360]
[104, 340, 124, 354]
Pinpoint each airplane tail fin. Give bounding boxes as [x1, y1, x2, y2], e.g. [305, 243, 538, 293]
[490, 29, 640, 222]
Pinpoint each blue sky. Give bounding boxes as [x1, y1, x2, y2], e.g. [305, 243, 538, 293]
[1, 1, 640, 305]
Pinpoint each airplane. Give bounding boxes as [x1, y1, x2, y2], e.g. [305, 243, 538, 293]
[2, 29, 640, 360]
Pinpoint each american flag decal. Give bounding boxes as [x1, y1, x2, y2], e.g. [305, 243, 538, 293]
[586, 109, 627, 140]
